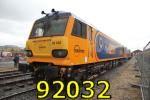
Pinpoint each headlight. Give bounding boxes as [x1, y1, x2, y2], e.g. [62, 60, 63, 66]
[26, 50, 33, 57]
[52, 49, 68, 58]
[67, 67, 72, 77]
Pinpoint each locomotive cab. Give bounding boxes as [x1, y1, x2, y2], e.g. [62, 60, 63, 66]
[26, 11, 92, 66]
[26, 12, 72, 65]
[25, 10, 90, 82]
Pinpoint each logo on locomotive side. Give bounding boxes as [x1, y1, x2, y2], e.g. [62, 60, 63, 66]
[96, 34, 104, 52]
[74, 45, 84, 53]
[95, 34, 105, 59]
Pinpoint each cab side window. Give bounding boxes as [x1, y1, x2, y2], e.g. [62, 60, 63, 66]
[88, 26, 92, 41]
[72, 19, 87, 38]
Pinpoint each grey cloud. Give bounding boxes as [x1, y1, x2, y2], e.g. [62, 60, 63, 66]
[0, 19, 32, 35]
[0, 0, 51, 47]
[0, 0, 42, 21]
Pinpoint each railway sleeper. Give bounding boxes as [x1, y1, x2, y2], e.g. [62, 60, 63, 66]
[3, 86, 12, 91]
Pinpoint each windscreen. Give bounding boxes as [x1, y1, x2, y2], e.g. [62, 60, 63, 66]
[30, 18, 68, 38]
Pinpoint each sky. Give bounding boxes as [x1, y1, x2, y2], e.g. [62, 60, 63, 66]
[0, 0, 150, 51]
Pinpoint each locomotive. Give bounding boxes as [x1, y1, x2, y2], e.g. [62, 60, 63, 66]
[25, 9, 130, 82]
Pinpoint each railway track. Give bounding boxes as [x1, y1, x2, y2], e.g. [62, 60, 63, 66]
[0, 88, 36, 100]
[0, 71, 36, 100]
[0, 70, 21, 77]
[0, 72, 32, 80]
[0, 76, 34, 86]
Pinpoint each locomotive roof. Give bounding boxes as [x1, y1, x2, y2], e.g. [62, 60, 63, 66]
[35, 11, 123, 47]
[35, 11, 95, 28]
[37, 11, 94, 28]
[35, 12, 71, 23]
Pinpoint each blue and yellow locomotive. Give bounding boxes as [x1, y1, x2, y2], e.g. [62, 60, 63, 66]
[25, 9, 130, 82]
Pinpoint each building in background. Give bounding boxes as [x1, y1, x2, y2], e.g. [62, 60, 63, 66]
[132, 50, 142, 56]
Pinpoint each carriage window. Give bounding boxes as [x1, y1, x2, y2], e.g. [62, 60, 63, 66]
[88, 26, 92, 40]
[30, 18, 68, 38]
[30, 22, 45, 37]
[82, 23, 86, 38]
[76, 21, 82, 36]
[72, 19, 86, 38]
[35, 28, 44, 37]
[44, 18, 68, 36]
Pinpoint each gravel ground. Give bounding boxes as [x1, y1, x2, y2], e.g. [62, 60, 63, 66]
[93, 57, 141, 100]
[0, 61, 17, 72]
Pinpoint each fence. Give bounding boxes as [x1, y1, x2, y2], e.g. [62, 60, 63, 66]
[136, 42, 150, 100]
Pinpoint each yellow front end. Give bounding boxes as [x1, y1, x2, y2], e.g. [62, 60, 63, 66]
[26, 36, 72, 65]
[26, 15, 75, 66]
